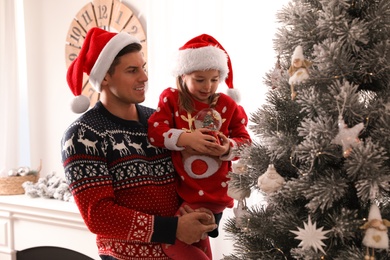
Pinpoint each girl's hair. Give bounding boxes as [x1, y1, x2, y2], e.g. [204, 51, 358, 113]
[176, 75, 220, 113]
[107, 42, 142, 75]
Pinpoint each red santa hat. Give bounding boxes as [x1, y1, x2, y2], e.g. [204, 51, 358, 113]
[172, 34, 240, 102]
[66, 27, 140, 113]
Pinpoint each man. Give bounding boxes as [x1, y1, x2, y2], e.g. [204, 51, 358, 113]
[61, 27, 216, 260]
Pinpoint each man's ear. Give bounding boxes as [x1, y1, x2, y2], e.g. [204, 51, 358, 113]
[101, 73, 110, 86]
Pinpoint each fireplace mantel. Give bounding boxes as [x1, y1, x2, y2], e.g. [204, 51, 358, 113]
[0, 195, 99, 260]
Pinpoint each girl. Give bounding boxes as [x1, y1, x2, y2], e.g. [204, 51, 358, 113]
[148, 34, 251, 260]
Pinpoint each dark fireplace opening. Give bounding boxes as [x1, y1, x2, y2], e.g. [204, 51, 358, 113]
[16, 246, 94, 260]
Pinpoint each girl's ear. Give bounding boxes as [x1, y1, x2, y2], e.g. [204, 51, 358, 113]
[180, 75, 187, 85]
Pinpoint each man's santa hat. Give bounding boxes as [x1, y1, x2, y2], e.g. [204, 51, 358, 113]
[66, 27, 140, 113]
[172, 34, 240, 102]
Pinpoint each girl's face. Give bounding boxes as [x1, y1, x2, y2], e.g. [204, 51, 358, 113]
[182, 70, 220, 103]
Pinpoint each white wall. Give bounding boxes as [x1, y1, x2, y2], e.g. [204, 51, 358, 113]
[23, 0, 288, 176]
[21, 0, 288, 258]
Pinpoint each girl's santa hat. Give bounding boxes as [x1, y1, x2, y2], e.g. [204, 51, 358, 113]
[66, 27, 140, 113]
[172, 34, 240, 102]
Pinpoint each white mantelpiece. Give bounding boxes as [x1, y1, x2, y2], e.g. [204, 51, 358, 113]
[0, 195, 99, 260]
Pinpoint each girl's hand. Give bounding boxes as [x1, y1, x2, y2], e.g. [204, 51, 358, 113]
[204, 132, 230, 157]
[178, 128, 217, 153]
[177, 128, 230, 156]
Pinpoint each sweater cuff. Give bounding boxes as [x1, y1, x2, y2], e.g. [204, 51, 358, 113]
[151, 216, 178, 244]
[220, 138, 237, 161]
[163, 129, 185, 151]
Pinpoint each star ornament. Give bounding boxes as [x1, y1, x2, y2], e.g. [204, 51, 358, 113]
[332, 116, 364, 157]
[290, 216, 330, 254]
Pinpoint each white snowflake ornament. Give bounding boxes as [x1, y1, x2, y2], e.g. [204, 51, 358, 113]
[332, 116, 364, 157]
[290, 216, 330, 254]
[257, 164, 285, 194]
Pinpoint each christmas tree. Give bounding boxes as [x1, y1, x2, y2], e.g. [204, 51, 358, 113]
[224, 0, 390, 259]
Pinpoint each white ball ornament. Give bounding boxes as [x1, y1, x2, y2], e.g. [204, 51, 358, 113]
[71, 95, 90, 114]
[17, 166, 30, 176]
[8, 169, 18, 177]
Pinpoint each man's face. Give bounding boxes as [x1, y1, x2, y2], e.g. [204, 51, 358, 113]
[102, 51, 148, 104]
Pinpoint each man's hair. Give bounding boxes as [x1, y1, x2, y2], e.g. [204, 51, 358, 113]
[107, 43, 142, 75]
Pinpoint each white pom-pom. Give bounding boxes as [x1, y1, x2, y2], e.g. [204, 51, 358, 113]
[70, 95, 90, 113]
[226, 88, 240, 103]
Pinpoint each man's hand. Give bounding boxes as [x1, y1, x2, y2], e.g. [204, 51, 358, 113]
[179, 205, 215, 225]
[176, 205, 217, 244]
[193, 206, 216, 226]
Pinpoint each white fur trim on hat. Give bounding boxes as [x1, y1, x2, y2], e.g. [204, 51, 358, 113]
[226, 88, 241, 103]
[172, 46, 229, 82]
[89, 32, 140, 93]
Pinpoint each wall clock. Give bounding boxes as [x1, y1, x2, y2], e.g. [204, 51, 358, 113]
[65, 0, 147, 108]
